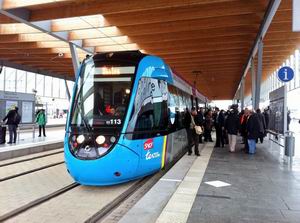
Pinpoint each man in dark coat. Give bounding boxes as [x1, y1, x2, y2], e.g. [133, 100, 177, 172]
[263, 108, 269, 130]
[214, 107, 225, 148]
[185, 107, 200, 156]
[225, 109, 240, 152]
[240, 108, 250, 152]
[197, 107, 205, 143]
[246, 111, 261, 154]
[256, 108, 266, 143]
[3, 107, 21, 144]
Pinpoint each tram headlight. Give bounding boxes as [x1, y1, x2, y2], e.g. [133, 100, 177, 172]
[95, 135, 106, 145]
[110, 136, 116, 143]
[76, 135, 85, 144]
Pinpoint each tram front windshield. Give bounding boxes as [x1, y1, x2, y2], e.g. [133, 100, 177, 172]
[70, 59, 135, 129]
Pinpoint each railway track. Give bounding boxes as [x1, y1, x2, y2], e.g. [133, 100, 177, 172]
[0, 161, 65, 182]
[1, 146, 191, 222]
[0, 151, 65, 182]
[0, 149, 64, 168]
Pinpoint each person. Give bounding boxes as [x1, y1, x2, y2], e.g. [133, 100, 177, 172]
[197, 107, 205, 143]
[225, 108, 240, 152]
[3, 106, 21, 144]
[256, 108, 266, 143]
[240, 108, 250, 152]
[263, 108, 269, 130]
[246, 110, 261, 154]
[222, 109, 229, 145]
[188, 107, 201, 156]
[36, 109, 47, 137]
[204, 109, 213, 142]
[214, 107, 225, 148]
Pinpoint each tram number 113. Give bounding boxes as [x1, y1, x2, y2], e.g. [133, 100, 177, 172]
[109, 119, 122, 125]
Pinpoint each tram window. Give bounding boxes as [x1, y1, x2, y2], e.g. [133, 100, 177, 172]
[167, 85, 179, 132]
[126, 78, 168, 139]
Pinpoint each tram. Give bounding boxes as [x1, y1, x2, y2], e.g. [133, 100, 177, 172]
[65, 51, 207, 186]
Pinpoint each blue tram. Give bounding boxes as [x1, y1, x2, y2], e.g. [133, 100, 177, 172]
[64, 51, 207, 186]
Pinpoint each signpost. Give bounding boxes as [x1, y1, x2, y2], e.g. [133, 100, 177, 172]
[274, 66, 295, 165]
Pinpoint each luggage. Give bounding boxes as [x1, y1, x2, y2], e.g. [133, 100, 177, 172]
[0, 126, 6, 144]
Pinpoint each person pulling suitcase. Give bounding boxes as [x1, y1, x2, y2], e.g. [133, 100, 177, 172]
[2, 106, 21, 144]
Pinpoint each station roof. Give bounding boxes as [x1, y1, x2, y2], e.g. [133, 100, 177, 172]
[0, 0, 295, 100]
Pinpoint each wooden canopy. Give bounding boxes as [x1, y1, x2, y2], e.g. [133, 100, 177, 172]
[0, 0, 294, 99]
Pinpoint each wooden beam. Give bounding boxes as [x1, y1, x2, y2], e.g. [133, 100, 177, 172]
[2, 0, 74, 10]
[30, 0, 243, 21]
[103, 1, 266, 27]
[117, 14, 261, 36]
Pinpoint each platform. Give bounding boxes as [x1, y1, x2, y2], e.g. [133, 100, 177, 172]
[0, 127, 65, 161]
[119, 136, 300, 223]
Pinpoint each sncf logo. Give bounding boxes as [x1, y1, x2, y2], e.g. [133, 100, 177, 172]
[144, 139, 153, 150]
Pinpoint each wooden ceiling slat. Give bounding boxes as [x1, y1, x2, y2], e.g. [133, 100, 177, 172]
[117, 15, 261, 36]
[29, 0, 244, 21]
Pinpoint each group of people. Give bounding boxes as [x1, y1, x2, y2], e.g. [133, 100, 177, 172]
[1, 107, 47, 144]
[184, 105, 269, 156]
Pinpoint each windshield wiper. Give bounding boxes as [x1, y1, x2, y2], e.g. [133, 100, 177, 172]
[75, 101, 91, 132]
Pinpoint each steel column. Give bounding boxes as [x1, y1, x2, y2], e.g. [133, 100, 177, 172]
[69, 43, 80, 76]
[64, 79, 71, 101]
[251, 58, 256, 109]
[233, 0, 281, 100]
[240, 77, 245, 110]
[255, 39, 263, 110]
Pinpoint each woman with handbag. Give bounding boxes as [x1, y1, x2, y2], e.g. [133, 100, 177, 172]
[187, 107, 201, 156]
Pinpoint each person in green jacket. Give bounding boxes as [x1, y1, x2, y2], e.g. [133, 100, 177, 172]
[36, 109, 47, 137]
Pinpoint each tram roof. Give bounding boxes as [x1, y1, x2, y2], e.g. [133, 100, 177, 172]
[0, 0, 295, 99]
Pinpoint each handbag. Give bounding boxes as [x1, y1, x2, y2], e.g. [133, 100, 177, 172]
[191, 115, 203, 135]
[195, 125, 203, 135]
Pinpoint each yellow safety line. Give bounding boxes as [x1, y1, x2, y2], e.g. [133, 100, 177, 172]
[161, 136, 167, 169]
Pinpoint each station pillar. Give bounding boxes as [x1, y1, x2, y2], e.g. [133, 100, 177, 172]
[251, 57, 256, 109]
[255, 39, 263, 110]
[240, 77, 245, 110]
[69, 42, 80, 75]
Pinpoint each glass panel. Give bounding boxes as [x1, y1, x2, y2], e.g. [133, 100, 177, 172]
[52, 77, 60, 98]
[126, 78, 168, 139]
[60, 79, 66, 99]
[36, 74, 44, 96]
[44, 76, 53, 97]
[16, 70, 26, 93]
[0, 67, 4, 91]
[26, 72, 36, 93]
[5, 67, 16, 92]
[70, 58, 134, 129]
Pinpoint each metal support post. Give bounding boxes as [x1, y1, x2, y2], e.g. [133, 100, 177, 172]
[283, 84, 288, 134]
[69, 42, 80, 76]
[240, 77, 245, 110]
[255, 39, 263, 110]
[285, 132, 295, 166]
[251, 58, 256, 109]
[33, 124, 35, 139]
[64, 79, 71, 101]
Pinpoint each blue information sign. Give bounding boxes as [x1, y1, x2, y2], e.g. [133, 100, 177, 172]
[278, 66, 294, 82]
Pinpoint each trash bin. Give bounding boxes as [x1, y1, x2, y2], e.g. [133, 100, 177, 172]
[285, 135, 295, 157]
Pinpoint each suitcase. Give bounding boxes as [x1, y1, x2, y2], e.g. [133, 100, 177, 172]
[0, 126, 6, 144]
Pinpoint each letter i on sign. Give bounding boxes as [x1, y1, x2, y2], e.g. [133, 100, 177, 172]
[284, 69, 288, 81]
